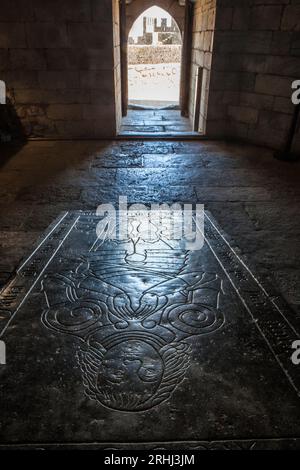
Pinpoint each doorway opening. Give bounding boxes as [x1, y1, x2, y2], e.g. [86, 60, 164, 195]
[128, 6, 182, 109]
[119, 4, 195, 137]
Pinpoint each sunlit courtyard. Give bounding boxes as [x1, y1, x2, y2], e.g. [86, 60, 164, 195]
[128, 6, 182, 108]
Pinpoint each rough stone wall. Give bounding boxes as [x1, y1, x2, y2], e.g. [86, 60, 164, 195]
[128, 45, 182, 64]
[1, 0, 299, 148]
[113, 0, 122, 132]
[189, 0, 217, 133]
[0, 0, 118, 139]
[207, 0, 300, 152]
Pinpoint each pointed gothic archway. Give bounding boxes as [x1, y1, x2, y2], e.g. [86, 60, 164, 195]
[115, 0, 217, 137]
[127, 6, 183, 108]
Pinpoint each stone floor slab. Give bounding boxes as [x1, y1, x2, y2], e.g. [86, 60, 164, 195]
[0, 210, 299, 448]
[119, 110, 194, 137]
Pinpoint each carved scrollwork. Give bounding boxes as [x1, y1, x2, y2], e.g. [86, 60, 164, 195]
[41, 220, 226, 412]
[166, 303, 225, 336]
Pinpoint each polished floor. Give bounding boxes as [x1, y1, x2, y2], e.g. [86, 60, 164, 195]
[0, 139, 299, 314]
[0, 209, 299, 448]
[0, 139, 300, 449]
[119, 109, 196, 136]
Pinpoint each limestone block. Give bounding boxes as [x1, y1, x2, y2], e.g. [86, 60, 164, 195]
[94, 117, 116, 139]
[245, 31, 272, 54]
[239, 92, 274, 110]
[45, 49, 79, 70]
[291, 31, 300, 55]
[33, 0, 91, 22]
[255, 74, 293, 97]
[232, 7, 250, 31]
[67, 22, 113, 50]
[273, 96, 294, 114]
[250, 6, 282, 31]
[207, 8, 216, 31]
[38, 71, 79, 89]
[207, 102, 227, 120]
[91, 88, 117, 107]
[14, 89, 90, 105]
[0, 0, 34, 21]
[247, 124, 286, 149]
[222, 91, 240, 105]
[210, 71, 240, 91]
[0, 50, 9, 70]
[204, 31, 213, 51]
[1, 71, 38, 89]
[226, 120, 249, 140]
[239, 54, 267, 74]
[265, 55, 300, 77]
[47, 104, 83, 121]
[214, 31, 247, 54]
[282, 5, 300, 31]
[91, 0, 113, 21]
[215, 7, 233, 31]
[228, 105, 259, 124]
[271, 32, 292, 55]
[80, 71, 114, 90]
[0, 23, 26, 48]
[82, 104, 115, 120]
[9, 49, 47, 71]
[54, 120, 95, 138]
[204, 52, 212, 69]
[26, 23, 69, 48]
[259, 109, 292, 132]
[240, 72, 256, 92]
[193, 31, 203, 50]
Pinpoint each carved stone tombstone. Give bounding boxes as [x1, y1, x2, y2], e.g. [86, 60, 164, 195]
[0, 211, 299, 449]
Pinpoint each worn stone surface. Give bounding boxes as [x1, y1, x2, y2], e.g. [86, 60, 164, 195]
[120, 109, 194, 135]
[0, 208, 299, 448]
[0, 139, 300, 317]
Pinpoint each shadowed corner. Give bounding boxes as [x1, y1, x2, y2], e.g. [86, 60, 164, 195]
[274, 103, 300, 162]
[0, 96, 27, 169]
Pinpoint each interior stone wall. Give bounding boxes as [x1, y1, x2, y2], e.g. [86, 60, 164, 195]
[0, 0, 118, 139]
[206, 0, 300, 152]
[1, 0, 299, 149]
[113, 0, 122, 133]
[189, 0, 217, 133]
